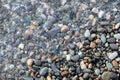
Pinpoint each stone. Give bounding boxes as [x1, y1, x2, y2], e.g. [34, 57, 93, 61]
[34, 60, 42, 66]
[40, 67, 48, 76]
[24, 29, 33, 40]
[101, 34, 106, 43]
[61, 71, 69, 76]
[74, 31, 80, 37]
[89, 15, 94, 20]
[9, 64, 15, 70]
[107, 38, 116, 43]
[114, 33, 120, 39]
[90, 42, 96, 49]
[61, 25, 69, 32]
[21, 57, 28, 63]
[51, 63, 60, 73]
[71, 55, 80, 62]
[47, 76, 52, 80]
[98, 10, 104, 18]
[112, 60, 118, 67]
[106, 62, 113, 69]
[102, 71, 111, 80]
[84, 30, 90, 37]
[107, 52, 118, 60]
[83, 73, 89, 79]
[80, 61, 87, 69]
[99, 21, 109, 25]
[95, 39, 101, 44]
[95, 68, 100, 75]
[27, 59, 33, 67]
[18, 43, 24, 49]
[91, 7, 98, 13]
[110, 44, 118, 50]
[61, 0, 67, 5]
[66, 54, 71, 61]
[92, 18, 97, 26]
[115, 23, 120, 29]
[48, 27, 61, 37]
[32, 21, 38, 26]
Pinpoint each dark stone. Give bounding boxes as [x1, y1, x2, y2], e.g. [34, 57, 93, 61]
[34, 60, 42, 66]
[107, 38, 116, 43]
[71, 55, 80, 62]
[51, 63, 60, 73]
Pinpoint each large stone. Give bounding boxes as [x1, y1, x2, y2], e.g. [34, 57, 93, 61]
[107, 52, 118, 60]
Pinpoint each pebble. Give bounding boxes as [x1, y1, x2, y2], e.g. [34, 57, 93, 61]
[114, 33, 120, 39]
[9, 64, 15, 70]
[91, 7, 98, 13]
[47, 76, 52, 80]
[71, 55, 80, 62]
[112, 60, 118, 67]
[61, 25, 69, 32]
[95, 39, 101, 44]
[115, 23, 120, 29]
[98, 10, 104, 18]
[34, 60, 42, 66]
[102, 71, 111, 80]
[48, 27, 61, 37]
[89, 14, 94, 20]
[106, 62, 113, 69]
[21, 57, 28, 63]
[39, 67, 48, 76]
[18, 43, 24, 49]
[84, 30, 90, 38]
[101, 34, 106, 43]
[95, 68, 100, 75]
[80, 61, 87, 69]
[61, 71, 69, 76]
[92, 18, 97, 26]
[107, 38, 116, 43]
[51, 63, 60, 73]
[83, 73, 89, 79]
[107, 52, 118, 60]
[66, 54, 71, 61]
[100, 21, 109, 25]
[90, 42, 96, 49]
[110, 44, 118, 50]
[27, 59, 33, 67]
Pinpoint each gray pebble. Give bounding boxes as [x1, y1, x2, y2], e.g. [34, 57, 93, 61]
[40, 67, 48, 76]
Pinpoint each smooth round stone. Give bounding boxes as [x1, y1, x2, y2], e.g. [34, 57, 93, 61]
[71, 55, 79, 62]
[95, 39, 101, 44]
[107, 52, 118, 60]
[61, 25, 69, 32]
[61, 71, 69, 77]
[106, 62, 113, 69]
[101, 34, 106, 43]
[89, 14, 94, 20]
[107, 38, 116, 43]
[112, 60, 118, 67]
[34, 60, 42, 66]
[47, 76, 52, 80]
[40, 67, 48, 76]
[18, 43, 24, 49]
[102, 71, 111, 80]
[84, 30, 90, 38]
[80, 61, 87, 69]
[83, 73, 89, 79]
[110, 44, 118, 50]
[114, 33, 120, 39]
[94, 68, 100, 75]
[66, 54, 71, 61]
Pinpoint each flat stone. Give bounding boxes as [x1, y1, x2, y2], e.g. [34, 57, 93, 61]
[84, 30, 90, 37]
[61, 71, 69, 76]
[108, 52, 118, 60]
[34, 60, 42, 66]
[110, 44, 118, 50]
[107, 38, 116, 43]
[40, 67, 48, 76]
[48, 27, 61, 37]
[91, 7, 98, 13]
[95, 39, 101, 44]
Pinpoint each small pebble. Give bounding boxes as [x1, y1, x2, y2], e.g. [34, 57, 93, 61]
[107, 38, 116, 43]
[102, 71, 111, 80]
[80, 61, 87, 69]
[98, 10, 104, 18]
[89, 14, 94, 20]
[112, 60, 118, 67]
[110, 44, 118, 50]
[107, 52, 118, 60]
[91, 7, 98, 13]
[71, 55, 80, 62]
[101, 34, 106, 43]
[18, 43, 24, 49]
[106, 62, 113, 69]
[61, 25, 69, 32]
[114, 33, 120, 39]
[95, 68, 100, 75]
[90, 42, 96, 49]
[95, 39, 101, 44]
[61, 71, 69, 76]
[27, 59, 33, 67]
[66, 54, 71, 61]
[47, 76, 52, 80]
[40, 67, 48, 76]
[84, 30, 90, 37]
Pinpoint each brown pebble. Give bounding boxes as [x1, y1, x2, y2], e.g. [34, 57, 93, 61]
[61, 25, 69, 32]
[53, 55, 59, 61]
[74, 31, 80, 37]
[90, 42, 96, 48]
[28, 42, 35, 47]
[47, 76, 52, 80]
[27, 59, 33, 67]
[61, 71, 69, 76]
[29, 51, 34, 57]
[112, 60, 118, 67]
[95, 39, 101, 44]
[88, 63, 93, 69]
[32, 21, 38, 26]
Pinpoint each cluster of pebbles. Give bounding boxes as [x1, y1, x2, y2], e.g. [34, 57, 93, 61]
[0, 0, 120, 80]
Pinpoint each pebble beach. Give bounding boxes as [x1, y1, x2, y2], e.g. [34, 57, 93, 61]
[0, 0, 120, 80]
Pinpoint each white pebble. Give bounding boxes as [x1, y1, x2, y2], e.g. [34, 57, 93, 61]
[78, 51, 82, 55]
[84, 30, 90, 37]
[115, 23, 120, 29]
[18, 43, 24, 49]
[108, 52, 118, 60]
[66, 54, 71, 61]
[114, 33, 120, 39]
[91, 7, 98, 13]
[98, 10, 104, 18]
[80, 61, 87, 69]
